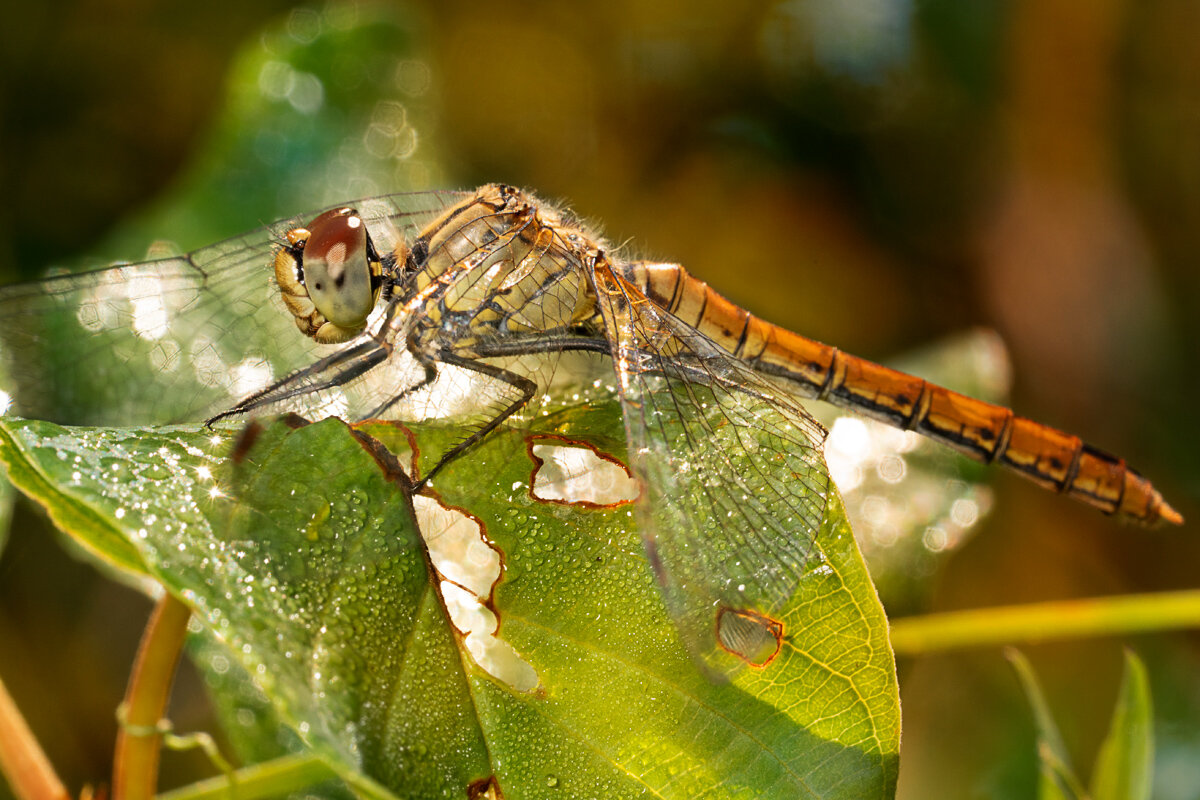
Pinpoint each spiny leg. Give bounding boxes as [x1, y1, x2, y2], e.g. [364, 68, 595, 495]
[417, 352, 536, 490]
[361, 326, 614, 423]
[464, 334, 774, 408]
[361, 336, 439, 420]
[465, 332, 612, 359]
[206, 338, 390, 426]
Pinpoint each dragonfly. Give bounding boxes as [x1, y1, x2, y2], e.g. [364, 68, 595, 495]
[0, 183, 1181, 673]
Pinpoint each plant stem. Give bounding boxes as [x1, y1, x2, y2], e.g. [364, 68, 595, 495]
[0, 672, 70, 800]
[890, 589, 1200, 654]
[155, 754, 337, 800]
[112, 593, 192, 800]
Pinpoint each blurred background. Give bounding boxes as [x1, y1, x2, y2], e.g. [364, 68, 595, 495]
[0, 0, 1197, 797]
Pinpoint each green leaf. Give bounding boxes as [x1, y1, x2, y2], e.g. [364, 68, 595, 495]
[0, 421, 151, 576]
[1091, 650, 1154, 800]
[186, 630, 312, 769]
[0, 407, 899, 799]
[156, 754, 340, 800]
[0, 470, 15, 555]
[1006, 648, 1089, 800]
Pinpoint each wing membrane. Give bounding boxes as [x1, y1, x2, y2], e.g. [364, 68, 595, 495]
[591, 263, 831, 675]
[0, 191, 469, 425]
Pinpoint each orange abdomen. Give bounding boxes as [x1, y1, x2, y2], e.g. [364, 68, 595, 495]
[625, 261, 1181, 526]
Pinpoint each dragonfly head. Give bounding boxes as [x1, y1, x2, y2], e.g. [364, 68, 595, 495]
[273, 208, 384, 344]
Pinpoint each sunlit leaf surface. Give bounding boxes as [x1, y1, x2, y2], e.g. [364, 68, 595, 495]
[0, 404, 898, 799]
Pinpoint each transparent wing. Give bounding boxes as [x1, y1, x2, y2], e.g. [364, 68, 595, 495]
[0, 191, 470, 426]
[591, 263, 832, 676]
[818, 330, 1007, 607]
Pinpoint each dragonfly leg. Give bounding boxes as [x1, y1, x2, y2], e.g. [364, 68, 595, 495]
[360, 336, 439, 420]
[466, 333, 773, 407]
[206, 338, 390, 426]
[415, 352, 536, 490]
[463, 332, 611, 358]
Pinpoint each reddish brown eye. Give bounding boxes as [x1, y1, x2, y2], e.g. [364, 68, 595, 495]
[305, 208, 364, 268]
[299, 207, 377, 337]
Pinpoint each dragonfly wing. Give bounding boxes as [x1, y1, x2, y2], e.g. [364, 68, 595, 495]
[0, 191, 468, 426]
[0, 244, 302, 425]
[590, 262, 832, 676]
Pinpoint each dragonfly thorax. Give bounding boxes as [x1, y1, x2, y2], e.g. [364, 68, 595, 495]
[273, 207, 385, 344]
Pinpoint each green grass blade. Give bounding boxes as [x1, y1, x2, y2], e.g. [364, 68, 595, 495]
[1090, 650, 1154, 800]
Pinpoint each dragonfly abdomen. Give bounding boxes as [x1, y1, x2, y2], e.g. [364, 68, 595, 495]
[626, 260, 1182, 526]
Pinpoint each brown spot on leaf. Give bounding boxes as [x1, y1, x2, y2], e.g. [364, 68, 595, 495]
[715, 607, 784, 668]
[467, 776, 503, 799]
[526, 434, 640, 508]
[413, 495, 537, 692]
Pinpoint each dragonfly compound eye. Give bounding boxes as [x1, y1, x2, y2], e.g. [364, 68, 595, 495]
[274, 208, 382, 344]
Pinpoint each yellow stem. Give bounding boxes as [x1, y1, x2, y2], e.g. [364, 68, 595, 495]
[0, 672, 70, 800]
[890, 589, 1200, 654]
[112, 593, 192, 800]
